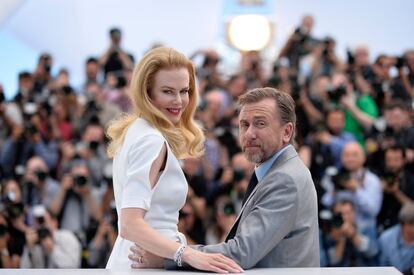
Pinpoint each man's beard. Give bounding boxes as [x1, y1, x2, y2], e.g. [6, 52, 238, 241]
[245, 149, 265, 164]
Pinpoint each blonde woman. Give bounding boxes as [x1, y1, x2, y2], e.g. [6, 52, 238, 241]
[105, 47, 242, 273]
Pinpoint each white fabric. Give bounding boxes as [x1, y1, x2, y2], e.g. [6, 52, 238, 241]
[106, 118, 188, 269]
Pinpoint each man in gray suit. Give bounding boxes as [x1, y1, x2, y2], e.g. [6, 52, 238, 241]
[130, 87, 320, 269]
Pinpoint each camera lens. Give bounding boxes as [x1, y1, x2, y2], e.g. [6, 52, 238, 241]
[73, 175, 88, 187]
[35, 170, 47, 182]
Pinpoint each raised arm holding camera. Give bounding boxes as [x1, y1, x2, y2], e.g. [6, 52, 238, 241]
[377, 146, 414, 232]
[49, 160, 102, 238]
[321, 142, 383, 230]
[20, 207, 81, 268]
[320, 200, 379, 266]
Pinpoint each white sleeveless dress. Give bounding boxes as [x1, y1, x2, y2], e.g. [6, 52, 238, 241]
[106, 118, 188, 269]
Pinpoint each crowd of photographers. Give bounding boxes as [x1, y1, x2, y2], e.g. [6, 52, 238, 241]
[1, 16, 414, 273]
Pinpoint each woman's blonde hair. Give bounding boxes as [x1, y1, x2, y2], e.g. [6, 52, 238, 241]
[107, 47, 204, 159]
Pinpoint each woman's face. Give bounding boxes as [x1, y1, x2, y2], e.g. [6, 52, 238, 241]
[149, 68, 190, 125]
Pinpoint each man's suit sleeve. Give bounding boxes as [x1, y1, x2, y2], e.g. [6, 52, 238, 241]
[194, 172, 298, 269]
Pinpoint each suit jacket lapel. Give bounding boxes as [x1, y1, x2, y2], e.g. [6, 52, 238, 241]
[225, 146, 298, 240]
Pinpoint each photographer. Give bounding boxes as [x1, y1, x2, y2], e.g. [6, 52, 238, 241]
[1, 178, 28, 267]
[182, 157, 208, 222]
[0, 215, 12, 268]
[20, 206, 81, 268]
[279, 15, 318, 72]
[21, 157, 59, 218]
[367, 54, 396, 108]
[382, 101, 414, 161]
[392, 50, 414, 100]
[33, 53, 53, 95]
[0, 86, 22, 150]
[334, 72, 379, 144]
[87, 201, 117, 268]
[83, 57, 102, 89]
[308, 109, 356, 170]
[81, 82, 122, 129]
[321, 142, 382, 229]
[240, 50, 265, 89]
[177, 201, 205, 245]
[49, 159, 102, 241]
[320, 200, 379, 266]
[99, 27, 133, 78]
[13, 72, 36, 106]
[0, 104, 59, 177]
[307, 37, 344, 78]
[78, 121, 109, 187]
[191, 49, 225, 92]
[205, 197, 237, 245]
[379, 203, 414, 274]
[206, 152, 254, 213]
[377, 146, 414, 232]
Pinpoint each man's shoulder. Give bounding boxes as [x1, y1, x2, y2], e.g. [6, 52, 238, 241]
[379, 225, 400, 244]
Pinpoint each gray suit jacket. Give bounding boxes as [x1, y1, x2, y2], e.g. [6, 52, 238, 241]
[195, 145, 320, 269]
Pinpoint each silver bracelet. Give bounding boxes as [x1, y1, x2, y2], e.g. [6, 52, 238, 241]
[173, 244, 187, 267]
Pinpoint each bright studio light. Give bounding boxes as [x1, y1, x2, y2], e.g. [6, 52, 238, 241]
[227, 14, 272, 51]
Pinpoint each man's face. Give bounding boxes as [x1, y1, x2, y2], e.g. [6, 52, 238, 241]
[385, 149, 405, 173]
[402, 223, 414, 243]
[19, 76, 34, 92]
[341, 143, 365, 172]
[339, 203, 355, 224]
[86, 62, 99, 79]
[355, 47, 370, 66]
[239, 98, 290, 164]
[327, 111, 345, 135]
[385, 108, 409, 131]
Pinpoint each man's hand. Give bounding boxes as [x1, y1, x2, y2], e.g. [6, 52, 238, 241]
[344, 178, 359, 192]
[129, 244, 164, 269]
[40, 236, 54, 254]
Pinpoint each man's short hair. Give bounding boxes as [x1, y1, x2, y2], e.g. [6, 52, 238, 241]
[109, 27, 121, 36]
[18, 71, 32, 81]
[399, 203, 414, 224]
[86, 57, 98, 64]
[385, 145, 406, 159]
[238, 87, 296, 143]
[384, 100, 410, 112]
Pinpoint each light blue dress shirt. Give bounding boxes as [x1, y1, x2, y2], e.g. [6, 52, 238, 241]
[255, 144, 292, 182]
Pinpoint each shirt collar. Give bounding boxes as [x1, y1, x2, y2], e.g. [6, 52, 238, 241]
[255, 144, 291, 182]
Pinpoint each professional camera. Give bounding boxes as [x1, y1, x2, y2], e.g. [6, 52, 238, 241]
[319, 209, 344, 232]
[327, 84, 347, 103]
[395, 55, 406, 69]
[326, 167, 351, 190]
[36, 227, 52, 244]
[216, 201, 236, 216]
[220, 202, 236, 216]
[73, 175, 88, 187]
[24, 122, 38, 137]
[232, 169, 245, 183]
[35, 170, 47, 182]
[346, 49, 355, 66]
